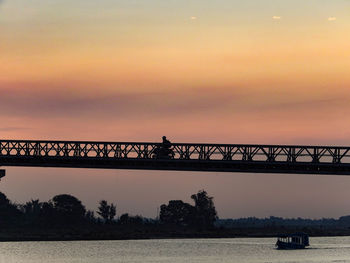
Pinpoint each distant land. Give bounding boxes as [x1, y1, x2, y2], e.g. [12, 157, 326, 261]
[1, 190, 350, 241]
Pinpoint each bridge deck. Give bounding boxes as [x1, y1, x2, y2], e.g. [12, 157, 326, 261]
[1, 140, 350, 175]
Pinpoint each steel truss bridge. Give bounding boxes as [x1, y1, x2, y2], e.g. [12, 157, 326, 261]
[1, 139, 350, 175]
[0, 140, 350, 175]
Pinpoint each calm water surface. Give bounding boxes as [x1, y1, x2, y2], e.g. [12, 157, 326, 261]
[1, 237, 350, 263]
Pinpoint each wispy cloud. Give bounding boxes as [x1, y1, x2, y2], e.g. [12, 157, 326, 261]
[0, 86, 237, 120]
[0, 127, 28, 132]
[328, 17, 337, 21]
[0, 84, 348, 124]
[252, 97, 347, 112]
[272, 16, 281, 20]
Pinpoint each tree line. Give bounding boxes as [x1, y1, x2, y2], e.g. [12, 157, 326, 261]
[3, 189, 350, 240]
[217, 216, 350, 229]
[0, 190, 218, 230]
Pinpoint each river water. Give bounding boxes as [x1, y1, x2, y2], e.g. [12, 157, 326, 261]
[1, 237, 350, 263]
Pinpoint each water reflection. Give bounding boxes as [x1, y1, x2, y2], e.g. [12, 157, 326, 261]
[0, 237, 350, 263]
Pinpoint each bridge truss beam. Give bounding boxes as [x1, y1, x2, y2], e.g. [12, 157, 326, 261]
[1, 140, 350, 175]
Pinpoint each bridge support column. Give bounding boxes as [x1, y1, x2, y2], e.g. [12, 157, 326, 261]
[332, 149, 341, 164]
[312, 148, 320, 163]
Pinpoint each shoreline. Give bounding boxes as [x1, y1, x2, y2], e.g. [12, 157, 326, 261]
[1, 230, 350, 242]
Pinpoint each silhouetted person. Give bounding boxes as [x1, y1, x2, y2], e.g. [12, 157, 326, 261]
[152, 136, 173, 159]
[162, 136, 171, 149]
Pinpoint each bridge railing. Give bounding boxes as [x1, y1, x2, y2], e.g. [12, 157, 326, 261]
[1, 140, 350, 164]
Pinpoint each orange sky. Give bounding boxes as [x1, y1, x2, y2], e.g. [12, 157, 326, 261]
[1, 0, 350, 218]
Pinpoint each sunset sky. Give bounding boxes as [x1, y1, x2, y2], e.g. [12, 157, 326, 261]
[1, 0, 350, 218]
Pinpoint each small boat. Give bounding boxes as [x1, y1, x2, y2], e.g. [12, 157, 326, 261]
[275, 232, 309, 249]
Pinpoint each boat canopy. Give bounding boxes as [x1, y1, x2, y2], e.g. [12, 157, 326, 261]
[277, 232, 309, 247]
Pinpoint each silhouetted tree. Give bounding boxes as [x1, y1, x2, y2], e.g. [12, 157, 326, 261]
[97, 200, 116, 223]
[0, 192, 22, 226]
[129, 215, 144, 225]
[21, 199, 43, 225]
[51, 194, 86, 225]
[39, 201, 55, 225]
[119, 213, 130, 225]
[85, 210, 96, 223]
[0, 192, 10, 206]
[119, 213, 144, 225]
[160, 200, 195, 226]
[191, 190, 218, 229]
[22, 199, 41, 215]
